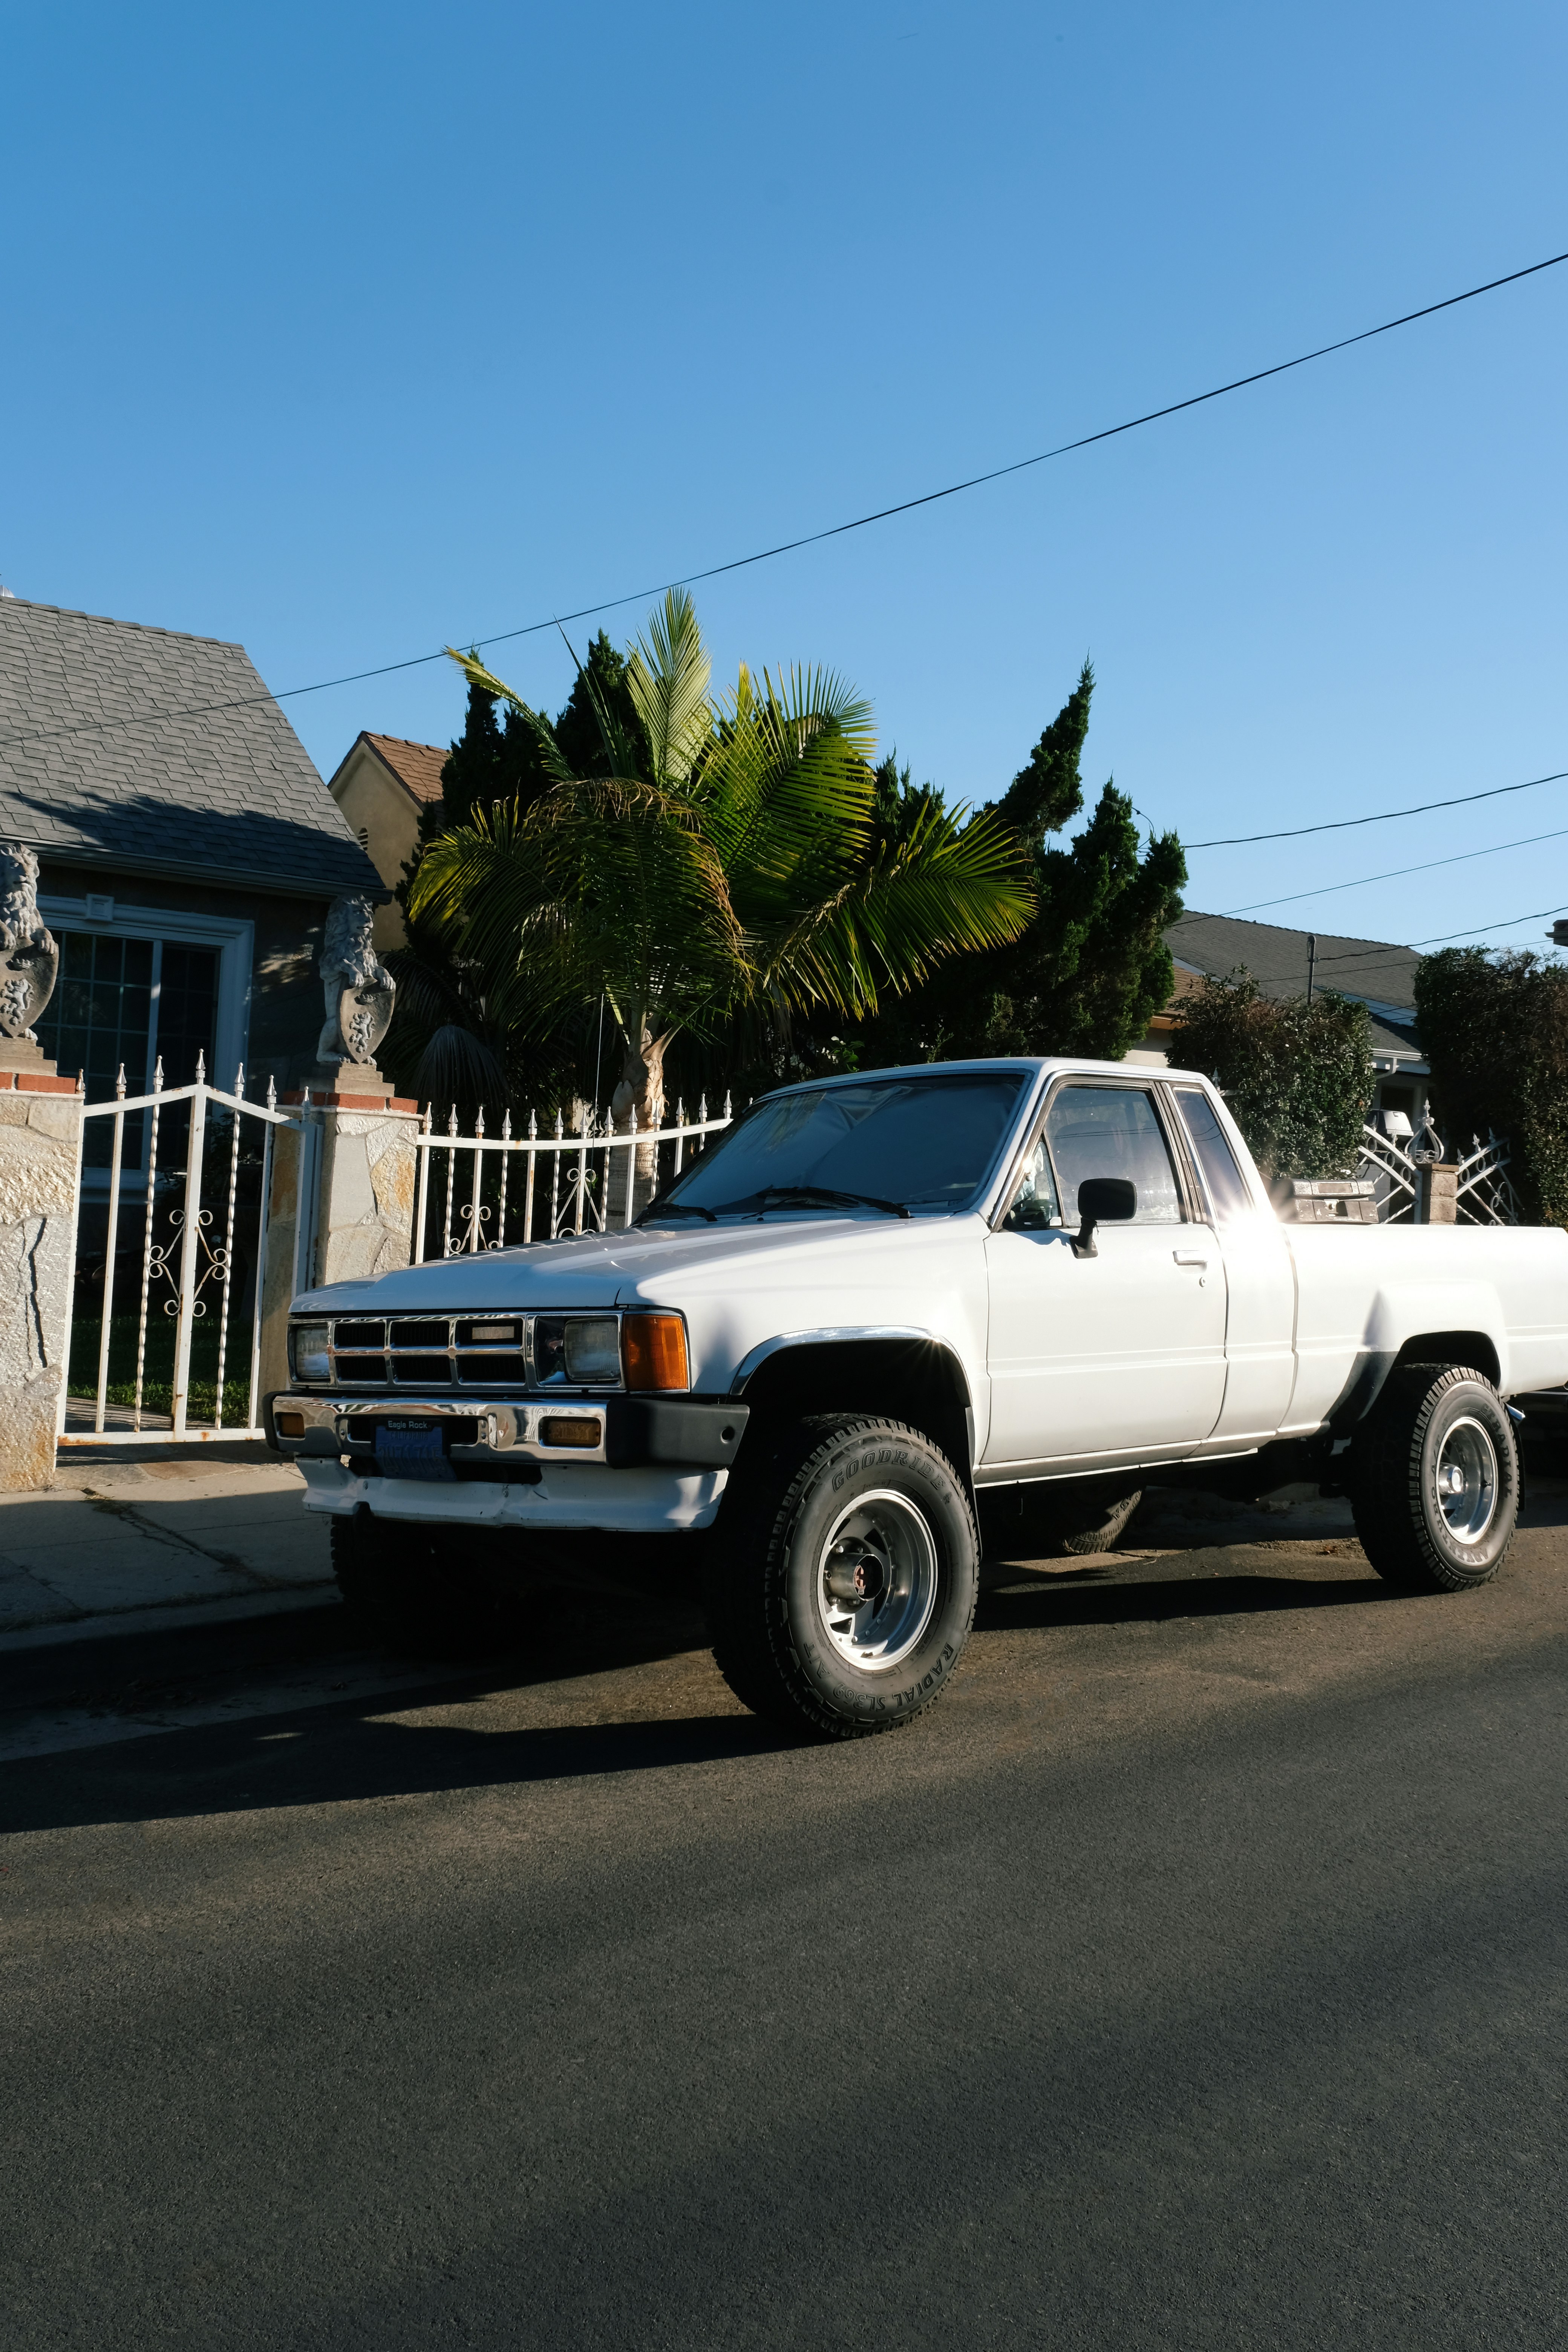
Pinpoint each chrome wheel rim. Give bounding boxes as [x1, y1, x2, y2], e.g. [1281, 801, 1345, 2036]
[815, 1489, 939, 1671]
[1434, 1415, 1499, 1545]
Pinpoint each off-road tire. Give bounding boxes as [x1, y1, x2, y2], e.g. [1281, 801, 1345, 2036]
[1349, 1362, 1519, 1593]
[704, 1415, 979, 1740]
[331, 1511, 522, 1654]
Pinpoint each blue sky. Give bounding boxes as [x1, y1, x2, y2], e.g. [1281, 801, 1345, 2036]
[5, 0, 1566, 960]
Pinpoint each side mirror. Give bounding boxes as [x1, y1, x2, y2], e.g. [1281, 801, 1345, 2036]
[1073, 1176, 1137, 1259]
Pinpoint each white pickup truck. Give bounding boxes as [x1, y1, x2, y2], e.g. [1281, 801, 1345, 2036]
[267, 1058, 1568, 1738]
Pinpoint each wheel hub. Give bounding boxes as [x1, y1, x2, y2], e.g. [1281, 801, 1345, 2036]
[816, 1490, 939, 1672]
[1433, 1415, 1499, 1545]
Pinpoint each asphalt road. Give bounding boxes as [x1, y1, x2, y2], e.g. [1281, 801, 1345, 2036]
[3, 1483, 1567, 2350]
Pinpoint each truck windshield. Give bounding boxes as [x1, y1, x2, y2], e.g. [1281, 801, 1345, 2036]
[653, 1071, 1031, 1217]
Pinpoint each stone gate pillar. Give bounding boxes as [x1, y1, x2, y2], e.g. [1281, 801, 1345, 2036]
[257, 1076, 421, 1398]
[0, 841, 80, 1488]
[0, 1071, 83, 1490]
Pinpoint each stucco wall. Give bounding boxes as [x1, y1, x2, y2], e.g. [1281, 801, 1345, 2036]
[328, 744, 420, 953]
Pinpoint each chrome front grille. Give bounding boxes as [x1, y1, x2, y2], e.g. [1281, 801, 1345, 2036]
[290, 1314, 605, 1391]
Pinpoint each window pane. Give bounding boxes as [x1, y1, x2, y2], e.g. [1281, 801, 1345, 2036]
[36, 930, 156, 1104]
[155, 945, 219, 1087]
[1173, 1087, 1252, 1223]
[1045, 1085, 1182, 1224]
[1003, 1133, 1061, 1229]
[665, 1071, 1031, 1214]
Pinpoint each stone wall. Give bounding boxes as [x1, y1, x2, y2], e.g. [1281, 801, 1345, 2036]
[0, 1080, 81, 1491]
[257, 1102, 419, 1397]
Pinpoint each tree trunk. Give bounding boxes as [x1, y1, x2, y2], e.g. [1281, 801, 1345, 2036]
[608, 1025, 669, 1215]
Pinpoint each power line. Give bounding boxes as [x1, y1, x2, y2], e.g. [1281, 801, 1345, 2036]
[1186, 764, 1568, 851]
[4, 244, 1568, 757]
[1218, 822, 1568, 916]
[1312, 902, 1568, 971]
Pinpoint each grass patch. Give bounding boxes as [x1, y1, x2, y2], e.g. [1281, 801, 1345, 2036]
[69, 1314, 255, 1426]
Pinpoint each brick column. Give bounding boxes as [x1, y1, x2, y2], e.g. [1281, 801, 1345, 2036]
[257, 1073, 421, 1397]
[0, 1070, 83, 1491]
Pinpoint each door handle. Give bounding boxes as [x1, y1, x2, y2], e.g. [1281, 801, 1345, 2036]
[1173, 1250, 1208, 1267]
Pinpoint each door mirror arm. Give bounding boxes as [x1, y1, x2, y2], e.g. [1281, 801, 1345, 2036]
[1072, 1176, 1138, 1259]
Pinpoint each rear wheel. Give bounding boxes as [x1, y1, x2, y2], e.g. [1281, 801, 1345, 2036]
[705, 1415, 979, 1739]
[1349, 1363, 1519, 1592]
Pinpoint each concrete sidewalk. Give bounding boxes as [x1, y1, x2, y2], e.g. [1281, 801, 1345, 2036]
[0, 1447, 335, 1650]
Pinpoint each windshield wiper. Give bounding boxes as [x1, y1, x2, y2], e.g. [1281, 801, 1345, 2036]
[634, 1199, 717, 1225]
[720, 1184, 910, 1220]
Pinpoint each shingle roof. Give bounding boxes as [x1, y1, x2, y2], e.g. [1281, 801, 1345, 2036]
[356, 732, 448, 807]
[0, 597, 385, 898]
[1167, 911, 1419, 1013]
[1165, 910, 1425, 1064]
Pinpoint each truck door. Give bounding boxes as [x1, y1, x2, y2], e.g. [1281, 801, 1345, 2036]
[983, 1079, 1227, 1469]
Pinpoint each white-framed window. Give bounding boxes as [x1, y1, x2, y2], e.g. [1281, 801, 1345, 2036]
[35, 898, 253, 1177]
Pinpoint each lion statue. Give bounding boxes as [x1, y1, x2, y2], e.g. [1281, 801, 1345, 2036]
[315, 895, 395, 1067]
[0, 842, 59, 1044]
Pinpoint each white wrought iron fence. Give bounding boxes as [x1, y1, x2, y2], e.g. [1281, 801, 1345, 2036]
[1355, 1119, 1521, 1225]
[412, 1094, 735, 1262]
[59, 1055, 307, 1445]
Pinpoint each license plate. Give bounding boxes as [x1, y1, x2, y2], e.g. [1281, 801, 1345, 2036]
[374, 1420, 456, 1482]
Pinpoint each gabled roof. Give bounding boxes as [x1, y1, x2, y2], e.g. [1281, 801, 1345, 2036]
[332, 730, 448, 808]
[1167, 911, 1419, 1014]
[1165, 910, 1424, 1066]
[0, 597, 384, 898]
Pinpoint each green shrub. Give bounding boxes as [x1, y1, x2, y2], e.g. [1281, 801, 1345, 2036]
[1414, 948, 1568, 1225]
[1174, 969, 1374, 1182]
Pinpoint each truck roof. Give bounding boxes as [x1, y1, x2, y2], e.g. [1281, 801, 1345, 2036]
[751, 1057, 1216, 1102]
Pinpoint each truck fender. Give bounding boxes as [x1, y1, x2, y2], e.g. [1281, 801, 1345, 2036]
[1329, 1281, 1509, 1430]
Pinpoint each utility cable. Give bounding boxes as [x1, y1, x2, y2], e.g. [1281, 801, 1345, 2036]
[3, 245, 1566, 756]
[1185, 764, 1568, 850]
[1216, 822, 1568, 917]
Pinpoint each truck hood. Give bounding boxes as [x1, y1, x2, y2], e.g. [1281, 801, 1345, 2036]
[296, 1213, 976, 1316]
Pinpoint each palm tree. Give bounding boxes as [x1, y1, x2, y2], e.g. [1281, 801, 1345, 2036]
[406, 591, 1034, 1135]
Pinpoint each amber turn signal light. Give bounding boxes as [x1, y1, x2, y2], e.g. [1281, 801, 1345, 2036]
[274, 1410, 305, 1438]
[538, 1417, 602, 1449]
[621, 1313, 689, 1391]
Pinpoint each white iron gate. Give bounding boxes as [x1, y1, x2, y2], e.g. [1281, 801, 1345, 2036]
[413, 1094, 734, 1260]
[1356, 1119, 1521, 1225]
[59, 1055, 308, 1445]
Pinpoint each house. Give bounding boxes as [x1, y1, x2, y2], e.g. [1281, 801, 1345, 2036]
[1133, 910, 1429, 1132]
[0, 595, 386, 1105]
[326, 732, 447, 950]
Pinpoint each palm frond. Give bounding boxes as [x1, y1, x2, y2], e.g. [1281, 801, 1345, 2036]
[444, 649, 575, 786]
[626, 588, 713, 786]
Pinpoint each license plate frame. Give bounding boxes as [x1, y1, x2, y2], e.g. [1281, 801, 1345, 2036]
[373, 1419, 457, 1482]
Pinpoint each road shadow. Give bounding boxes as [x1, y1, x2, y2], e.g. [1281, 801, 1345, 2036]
[0, 1698, 796, 1837]
[975, 1563, 1392, 1631]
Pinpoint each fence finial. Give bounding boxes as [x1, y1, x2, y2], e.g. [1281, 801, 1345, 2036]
[76, 1067, 84, 1095]
[266, 1075, 277, 1110]
[115, 1064, 126, 1099]
[501, 1109, 511, 1140]
[723, 1089, 732, 1119]
[153, 1055, 164, 1092]
[234, 1061, 245, 1099]
[447, 1103, 459, 1136]
[195, 1048, 206, 1083]
[475, 1104, 485, 1137]
[528, 1107, 537, 1140]
[698, 1092, 708, 1122]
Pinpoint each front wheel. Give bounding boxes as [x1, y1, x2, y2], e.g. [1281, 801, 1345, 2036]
[705, 1416, 980, 1739]
[1349, 1363, 1519, 1592]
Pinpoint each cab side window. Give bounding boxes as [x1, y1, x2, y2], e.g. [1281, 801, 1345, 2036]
[1001, 1134, 1062, 1230]
[1172, 1087, 1252, 1223]
[1044, 1085, 1183, 1224]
